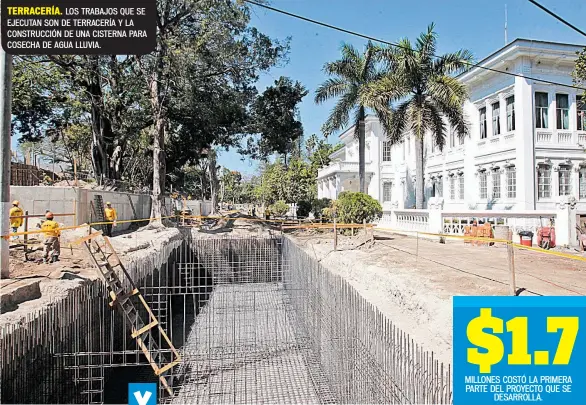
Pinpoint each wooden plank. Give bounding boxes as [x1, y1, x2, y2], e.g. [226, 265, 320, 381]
[159, 376, 174, 397]
[102, 237, 122, 267]
[109, 288, 139, 307]
[135, 336, 160, 374]
[73, 231, 103, 245]
[158, 325, 182, 359]
[155, 359, 181, 376]
[131, 320, 159, 338]
[137, 294, 158, 323]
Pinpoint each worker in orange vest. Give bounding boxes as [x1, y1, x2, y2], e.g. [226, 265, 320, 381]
[41, 212, 61, 263]
[104, 202, 117, 237]
[9, 200, 24, 241]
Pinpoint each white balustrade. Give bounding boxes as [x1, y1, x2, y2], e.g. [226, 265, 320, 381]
[579, 133, 586, 145]
[441, 210, 556, 241]
[557, 132, 573, 144]
[394, 209, 430, 232]
[536, 131, 552, 144]
[504, 133, 515, 143]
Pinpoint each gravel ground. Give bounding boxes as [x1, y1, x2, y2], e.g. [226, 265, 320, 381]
[289, 230, 586, 365]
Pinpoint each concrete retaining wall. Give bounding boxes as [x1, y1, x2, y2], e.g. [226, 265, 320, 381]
[10, 187, 176, 231]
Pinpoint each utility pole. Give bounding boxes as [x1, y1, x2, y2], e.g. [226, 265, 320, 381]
[0, 49, 13, 278]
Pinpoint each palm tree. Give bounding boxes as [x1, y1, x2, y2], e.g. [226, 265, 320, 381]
[364, 24, 473, 208]
[315, 42, 393, 194]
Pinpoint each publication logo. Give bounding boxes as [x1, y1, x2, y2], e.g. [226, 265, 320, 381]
[128, 383, 157, 405]
[453, 296, 586, 405]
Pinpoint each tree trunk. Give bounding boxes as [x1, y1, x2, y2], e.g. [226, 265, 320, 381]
[415, 136, 424, 209]
[208, 151, 219, 214]
[151, 115, 165, 221]
[148, 41, 168, 223]
[358, 106, 366, 194]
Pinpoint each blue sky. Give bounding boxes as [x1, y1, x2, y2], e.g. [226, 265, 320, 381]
[11, 1, 585, 176]
[219, 0, 586, 176]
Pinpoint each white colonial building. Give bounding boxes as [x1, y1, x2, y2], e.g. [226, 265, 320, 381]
[317, 39, 586, 214]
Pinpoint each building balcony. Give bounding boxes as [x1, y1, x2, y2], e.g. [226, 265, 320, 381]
[317, 161, 373, 179]
[535, 130, 586, 148]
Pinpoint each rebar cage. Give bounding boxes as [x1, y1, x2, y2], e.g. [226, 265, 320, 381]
[1, 236, 452, 404]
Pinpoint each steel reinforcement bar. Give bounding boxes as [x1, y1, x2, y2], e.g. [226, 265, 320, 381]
[282, 237, 453, 404]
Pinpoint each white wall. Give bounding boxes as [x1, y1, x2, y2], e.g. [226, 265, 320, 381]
[10, 186, 176, 231]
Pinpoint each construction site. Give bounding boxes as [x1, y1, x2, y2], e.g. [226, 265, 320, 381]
[2, 1, 586, 402]
[2, 208, 586, 404]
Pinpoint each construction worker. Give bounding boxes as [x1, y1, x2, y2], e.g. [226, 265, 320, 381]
[104, 202, 117, 237]
[9, 201, 24, 241]
[41, 212, 60, 263]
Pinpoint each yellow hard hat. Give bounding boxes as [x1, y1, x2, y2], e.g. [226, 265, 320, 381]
[106, 201, 111, 205]
[45, 211, 54, 219]
[12, 200, 19, 206]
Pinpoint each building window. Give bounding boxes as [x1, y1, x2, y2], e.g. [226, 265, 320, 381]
[492, 102, 500, 136]
[578, 96, 586, 131]
[506, 96, 515, 131]
[537, 164, 551, 199]
[479, 171, 487, 199]
[558, 166, 572, 196]
[556, 94, 570, 130]
[382, 141, 392, 162]
[507, 166, 516, 199]
[535, 92, 549, 129]
[449, 127, 456, 148]
[436, 178, 443, 198]
[383, 182, 392, 202]
[580, 169, 586, 199]
[492, 170, 501, 199]
[458, 174, 465, 200]
[479, 107, 487, 139]
[450, 176, 456, 200]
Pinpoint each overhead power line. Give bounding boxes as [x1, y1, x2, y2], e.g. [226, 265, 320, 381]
[244, 0, 586, 91]
[528, 0, 586, 38]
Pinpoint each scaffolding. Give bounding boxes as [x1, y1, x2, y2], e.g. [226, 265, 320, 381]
[1, 236, 452, 404]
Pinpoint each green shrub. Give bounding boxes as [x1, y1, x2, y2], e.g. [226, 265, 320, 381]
[296, 201, 312, 218]
[335, 191, 382, 223]
[311, 198, 331, 218]
[321, 206, 334, 222]
[270, 200, 290, 217]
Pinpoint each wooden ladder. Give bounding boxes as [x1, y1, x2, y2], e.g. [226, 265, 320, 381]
[78, 231, 181, 397]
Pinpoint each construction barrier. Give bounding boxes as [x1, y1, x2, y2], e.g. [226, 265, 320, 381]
[5, 213, 586, 265]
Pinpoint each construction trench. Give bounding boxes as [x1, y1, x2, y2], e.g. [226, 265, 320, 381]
[1, 233, 452, 404]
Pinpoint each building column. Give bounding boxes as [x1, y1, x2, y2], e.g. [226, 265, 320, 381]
[514, 75, 535, 209]
[552, 165, 560, 201]
[335, 176, 341, 199]
[573, 165, 581, 200]
[485, 99, 493, 138]
[398, 178, 406, 209]
[549, 89, 556, 131]
[499, 93, 507, 134]
[556, 196, 577, 247]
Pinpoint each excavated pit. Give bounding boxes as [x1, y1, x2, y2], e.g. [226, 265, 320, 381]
[1, 235, 452, 404]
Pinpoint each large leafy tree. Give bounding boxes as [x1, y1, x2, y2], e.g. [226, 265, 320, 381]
[244, 76, 308, 164]
[364, 24, 473, 208]
[315, 42, 393, 193]
[574, 48, 586, 98]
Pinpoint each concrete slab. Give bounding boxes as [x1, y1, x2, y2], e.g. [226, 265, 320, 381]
[0, 279, 42, 314]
